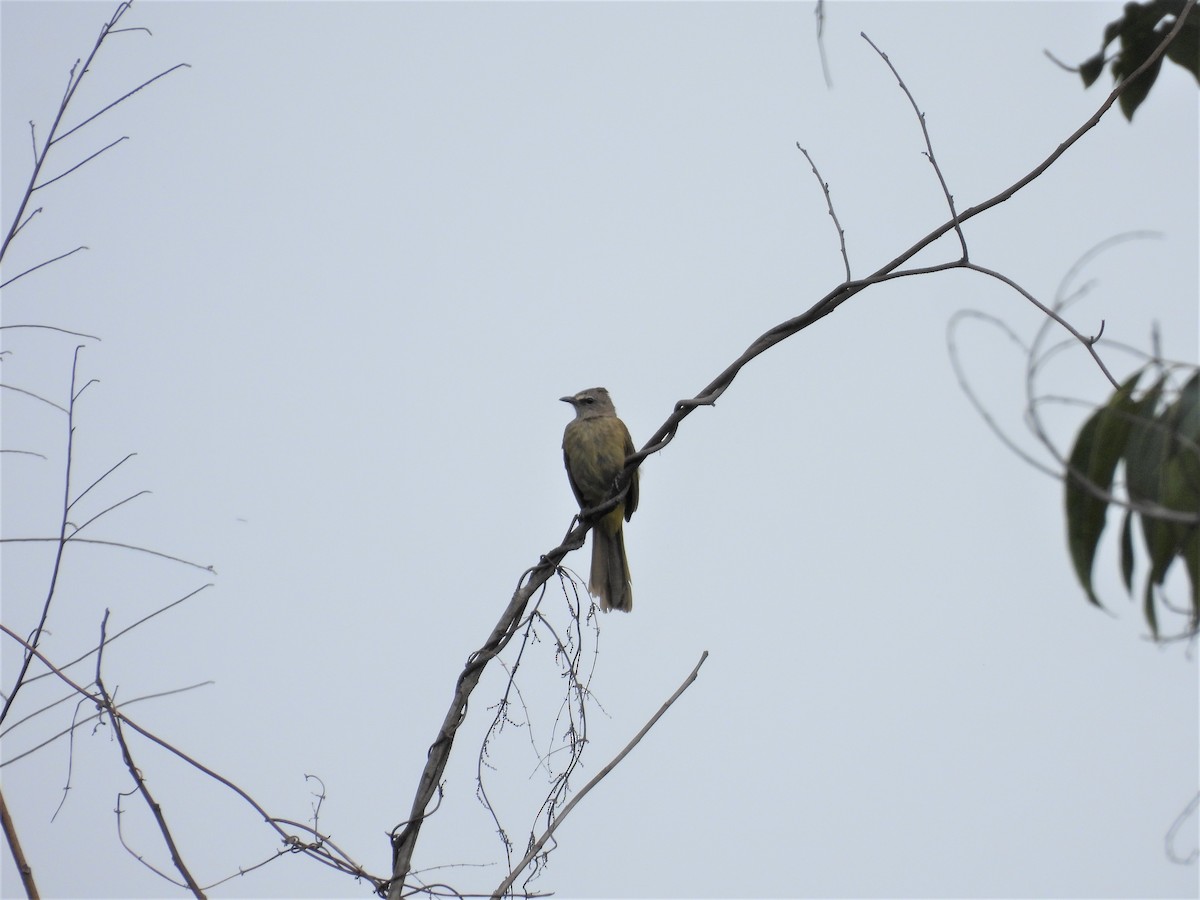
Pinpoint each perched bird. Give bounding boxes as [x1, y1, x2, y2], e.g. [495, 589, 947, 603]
[560, 387, 639, 612]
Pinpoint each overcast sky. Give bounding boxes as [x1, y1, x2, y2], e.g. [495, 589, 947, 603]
[2, 2, 1197, 898]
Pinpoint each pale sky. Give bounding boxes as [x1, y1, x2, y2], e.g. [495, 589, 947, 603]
[2, 2, 1197, 898]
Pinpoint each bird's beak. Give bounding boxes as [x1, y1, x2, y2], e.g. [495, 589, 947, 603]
[559, 395, 575, 404]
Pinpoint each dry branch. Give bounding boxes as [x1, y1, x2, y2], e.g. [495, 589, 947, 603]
[0, 788, 39, 899]
[491, 651, 709, 899]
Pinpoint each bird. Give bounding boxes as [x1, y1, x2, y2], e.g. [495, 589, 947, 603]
[560, 387, 639, 612]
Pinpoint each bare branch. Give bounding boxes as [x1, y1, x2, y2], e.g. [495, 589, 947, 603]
[0, 347, 85, 726]
[861, 32, 968, 259]
[946, 309, 1061, 479]
[0, 383, 69, 414]
[0, 449, 49, 460]
[33, 136, 128, 191]
[0, 323, 102, 341]
[67, 452, 137, 512]
[69, 489, 151, 535]
[0, 246, 89, 290]
[0, 787, 40, 899]
[963, 261, 1120, 389]
[1166, 791, 1199, 865]
[11, 204, 42, 241]
[23, 584, 213, 688]
[53, 62, 191, 145]
[795, 144, 850, 281]
[0, 537, 216, 573]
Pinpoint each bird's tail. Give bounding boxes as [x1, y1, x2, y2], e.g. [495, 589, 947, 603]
[590, 521, 632, 613]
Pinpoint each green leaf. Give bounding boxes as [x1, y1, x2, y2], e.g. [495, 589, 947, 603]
[1123, 372, 1200, 635]
[1080, 52, 1108, 87]
[1103, 0, 1192, 118]
[1162, 379, 1200, 520]
[1118, 55, 1163, 119]
[1103, 14, 1126, 49]
[1182, 525, 1199, 633]
[1065, 369, 1145, 606]
[1167, 370, 1200, 460]
[1124, 374, 1167, 504]
[1143, 572, 1160, 639]
[1120, 508, 1136, 593]
[1126, 378, 1175, 577]
[1165, 7, 1200, 82]
[1155, 372, 1200, 631]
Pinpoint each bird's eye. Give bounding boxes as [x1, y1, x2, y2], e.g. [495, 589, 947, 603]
[582, 397, 594, 404]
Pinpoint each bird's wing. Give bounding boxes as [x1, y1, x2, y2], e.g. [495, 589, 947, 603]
[622, 423, 638, 519]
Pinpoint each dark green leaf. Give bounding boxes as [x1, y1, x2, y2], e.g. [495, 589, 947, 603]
[1165, 8, 1200, 82]
[1080, 52, 1108, 87]
[1118, 56, 1163, 119]
[1162, 374, 1200, 517]
[1120, 508, 1136, 593]
[1124, 373, 1200, 637]
[1065, 369, 1145, 606]
[1154, 374, 1200, 630]
[1103, 14, 1126, 48]
[1066, 411, 1109, 606]
[1143, 573, 1160, 639]
[1182, 525, 1199, 632]
[1103, 0, 1191, 118]
[1124, 375, 1167, 504]
[1168, 370, 1200, 451]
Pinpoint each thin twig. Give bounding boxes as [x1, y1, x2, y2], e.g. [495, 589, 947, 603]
[1166, 791, 1200, 864]
[861, 32, 968, 259]
[33, 136, 128, 191]
[54, 62, 191, 145]
[10, 204, 40, 242]
[491, 651, 709, 899]
[0, 323, 102, 341]
[68, 454, 137, 511]
[964, 261, 1120, 388]
[796, 144, 850, 281]
[22, 584, 213, 688]
[946, 309, 1060, 477]
[0, 247, 88, 290]
[0, 536, 216, 573]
